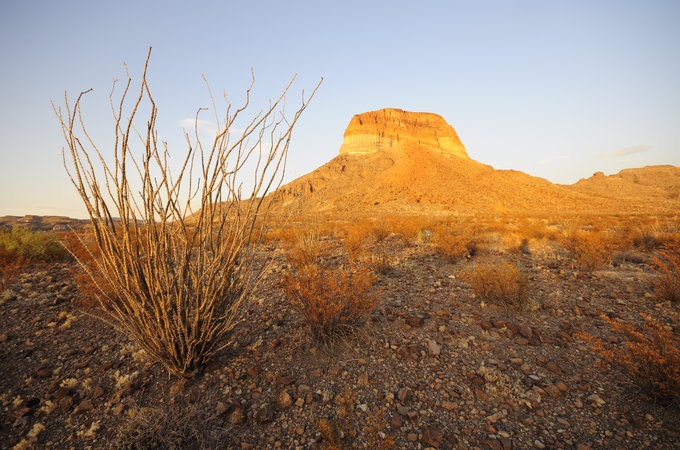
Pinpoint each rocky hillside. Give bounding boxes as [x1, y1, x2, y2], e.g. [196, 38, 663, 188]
[570, 166, 680, 206]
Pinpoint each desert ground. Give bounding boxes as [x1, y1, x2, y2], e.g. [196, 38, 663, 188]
[1, 211, 679, 449]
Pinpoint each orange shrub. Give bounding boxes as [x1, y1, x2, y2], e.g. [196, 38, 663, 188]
[562, 229, 615, 271]
[0, 247, 27, 291]
[465, 260, 529, 309]
[433, 225, 475, 261]
[579, 314, 680, 405]
[652, 245, 680, 303]
[281, 264, 379, 344]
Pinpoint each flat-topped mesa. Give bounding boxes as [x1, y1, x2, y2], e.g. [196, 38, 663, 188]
[338, 108, 468, 159]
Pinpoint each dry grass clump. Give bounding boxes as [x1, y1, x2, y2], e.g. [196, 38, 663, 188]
[432, 224, 476, 261]
[561, 229, 616, 271]
[281, 264, 380, 345]
[465, 260, 529, 309]
[652, 244, 680, 303]
[113, 405, 219, 449]
[578, 313, 680, 406]
[286, 225, 330, 268]
[0, 227, 68, 291]
[54, 49, 320, 374]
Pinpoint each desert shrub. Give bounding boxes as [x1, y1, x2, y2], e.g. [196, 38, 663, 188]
[465, 260, 529, 309]
[113, 405, 219, 449]
[578, 314, 680, 406]
[55, 49, 320, 374]
[562, 229, 615, 271]
[0, 246, 27, 291]
[433, 225, 475, 261]
[286, 225, 328, 268]
[0, 226, 67, 262]
[282, 264, 379, 344]
[653, 245, 680, 303]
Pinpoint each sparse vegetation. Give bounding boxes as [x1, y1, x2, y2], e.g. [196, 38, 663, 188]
[579, 313, 680, 406]
[465, 259, 530, 309]
[652, 244, 680, 303]
[53, 48, 320, 374]
[281, 264, 379, 344]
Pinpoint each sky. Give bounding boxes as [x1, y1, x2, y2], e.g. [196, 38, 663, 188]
[1, 0, 679, 219]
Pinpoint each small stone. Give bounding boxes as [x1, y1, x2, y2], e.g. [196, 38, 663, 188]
[227, 407, 244, 425]
[586, 393, 605, 406]
[534, 439, 546, 449]
[255, 404, 275, 424]
[500, 437, 512, 450]
[510, 358, 524, 366]
[427, 339, 441, 356]
[407, 432, 418, 442]
[557, 417, 570, 426]
[519, 325, 533, 339]
[406, 315, 425, 327]
[555, 381, 569, 393]
[441, 400, 457, 411]
[297, 384, 311, 395]
[276, 374, 295, 385]
[36, 368, 52, 378]
[515, 337, 530, 346]
[544, 384, 561, 398]
[358, 372, 369, 385]
[276, 390, 293, 409]
[216, 401, 228, 415]
[0, 333, 8, 343]
[398, 387, 413, 404]
[75, 399, 93, 413]
[390, 413, 403, 428]
[474, 387, 489, 401]
[91, 386, 105, 400]
[422, 426, 444, 447]
[574, 399, 583, 408]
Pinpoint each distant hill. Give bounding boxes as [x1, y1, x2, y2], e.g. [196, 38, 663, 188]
[568, 165, 680, 206]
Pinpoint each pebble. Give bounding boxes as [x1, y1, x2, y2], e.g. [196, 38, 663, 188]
[228, 407, 245, 425]
[422, 426, 444, 447]
[277, 390, 293, 409]
[75, 399, 93, 413]
[427, 339, 441, 356]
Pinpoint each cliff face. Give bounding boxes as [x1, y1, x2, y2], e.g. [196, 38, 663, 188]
[338, 108, 468, 159]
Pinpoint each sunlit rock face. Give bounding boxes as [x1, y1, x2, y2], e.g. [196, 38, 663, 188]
[338, 108, 468, 159]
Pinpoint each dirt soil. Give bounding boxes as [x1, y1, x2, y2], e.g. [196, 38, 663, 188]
[1, 236, 679, 449]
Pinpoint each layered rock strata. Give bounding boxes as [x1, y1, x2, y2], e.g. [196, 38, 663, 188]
[338, 108, 468, 159]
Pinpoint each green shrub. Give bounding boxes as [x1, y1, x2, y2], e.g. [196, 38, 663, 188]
[0, 226, 67, 262]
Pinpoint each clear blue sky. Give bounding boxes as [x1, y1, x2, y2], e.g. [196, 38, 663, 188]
[1, 0, 679, 218]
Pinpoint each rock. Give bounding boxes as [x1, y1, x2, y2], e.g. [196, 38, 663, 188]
[216, 401, 228, 415]
[586, 393, 605, 406]
[474, 387, 489, 401]
[390, 413, 404, 428]
[500, 437, 513, 450]
[75, 399, 93, 413]
[397, 388, 413, 404]
[427, 339, 441, 356]
[407, 432, 418, 442]
[339, 108, 468, 159]
[227, 407, 245, 425]
[276, 374, 295, 386]
[276, 390, 293, 409]
[255, 404, 275, 424]
[441, 400, 457, 411]
[519, 325, 533, 339]
[510, 358, 524, 366]
[515, 337, 530, 346]
[405, 315, 425, 327]
[36, 368, 52, 378]
[91, 386, 105, 400]
[555, 381, 569, 393]
[0, 333, 8, 343]
[534, 439, 546, 449]
[422, 426, 444, 447]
